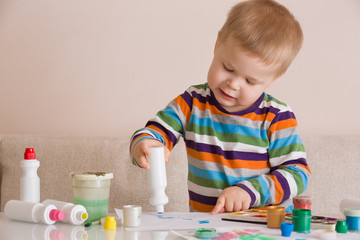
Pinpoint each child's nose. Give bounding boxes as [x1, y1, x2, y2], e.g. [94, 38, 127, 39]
[226, 78, 241, 90]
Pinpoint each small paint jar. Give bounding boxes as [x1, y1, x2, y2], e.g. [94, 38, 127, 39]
[123, 205, 142, 227]
[336, 220, 348, 233]
[280, 222, 294, 237]
[194, 228, 218, 238]
[344, 208, 360, 231]
[292, 209, 311, 233]
[267, 206, 285, 228]
[293, 196, 312, 210]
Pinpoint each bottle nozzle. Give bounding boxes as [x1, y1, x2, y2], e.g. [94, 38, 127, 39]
[49, 209, 64, 221]
[81, 212, 88, 220]
[155, 205, 164, 213]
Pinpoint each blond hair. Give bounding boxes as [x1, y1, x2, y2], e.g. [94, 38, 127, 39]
[219, 0, 303, 77]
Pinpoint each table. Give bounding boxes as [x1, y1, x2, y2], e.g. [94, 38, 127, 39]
[0, 212, 180, 240]
[1, 212, 360, 240]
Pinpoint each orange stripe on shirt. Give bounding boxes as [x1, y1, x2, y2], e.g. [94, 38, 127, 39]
[130, 133, 152, 150]
[242, 112, 268, 122]
[189, 200, 214, 212]
[267, 175, 284, 204]
[147, 125, 173, 151]
[193, 98, 225, 115]
[173, 96, 191, 122]
[193, 97, 275, 122]
[268, 118, 298, 136]
[187, 147, 270, 170]
[278, 163, 311, 174]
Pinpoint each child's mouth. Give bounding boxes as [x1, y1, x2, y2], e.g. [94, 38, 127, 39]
[220, 89, 235, 100]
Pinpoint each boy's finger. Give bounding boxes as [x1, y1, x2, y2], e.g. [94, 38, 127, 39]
[211, 197, 225, 215]
[165, 148, 171, 163]
[141, 144, 152, 157]
[234, 200, 242, 212]
[211, 205, 225, 215]
[136, 155, 150, 170]
[242, 201, 250, 211]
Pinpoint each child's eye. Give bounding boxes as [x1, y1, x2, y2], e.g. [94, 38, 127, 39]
[246, 79, 255, 85]
[223, 63, 234, 72]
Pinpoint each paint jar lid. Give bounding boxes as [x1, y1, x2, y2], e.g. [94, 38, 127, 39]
[292, 209, 312, 217]
[70, 171, 113, 180]
[344, 208, 360, 217]
[194, 228, 218, 238]
[336, 220, 348, 233]
[104, 216, 117, 230]
[123, 205, 142, 213]
[267, 206, 286, 215]
[281, 222, 294, 237]
[293, 196, 312, 204]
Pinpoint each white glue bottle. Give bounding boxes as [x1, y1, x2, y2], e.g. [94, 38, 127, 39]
[147, 147, 169, 213]
[4, 200, 64, 225]
[42, 199, 88, 225]
[340, 197, 360, 215]
[20, 148, 40, 203]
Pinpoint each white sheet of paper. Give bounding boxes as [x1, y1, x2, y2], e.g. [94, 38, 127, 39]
[114, 210, 242, 231]
[114, 210, 360, 239]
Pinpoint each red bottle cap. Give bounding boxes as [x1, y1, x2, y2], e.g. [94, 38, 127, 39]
[24, 148, 36, 160]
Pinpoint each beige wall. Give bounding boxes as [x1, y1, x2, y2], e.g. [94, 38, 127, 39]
[0, 0, 359, 138]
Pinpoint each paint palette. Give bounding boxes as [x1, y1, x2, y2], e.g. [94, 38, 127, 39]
[222, 208, 338, 231]
[310, 216, 338, 230]
[222, 209, 275, 224]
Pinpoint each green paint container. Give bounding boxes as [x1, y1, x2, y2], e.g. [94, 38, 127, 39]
[71, 172, 113, 223]
[292, 209, 311, 233]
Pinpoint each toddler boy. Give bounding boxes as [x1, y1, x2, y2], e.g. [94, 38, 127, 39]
[130, 0, 311, 214]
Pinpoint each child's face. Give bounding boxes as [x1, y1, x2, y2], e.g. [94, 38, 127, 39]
[207, 36, 279, 112]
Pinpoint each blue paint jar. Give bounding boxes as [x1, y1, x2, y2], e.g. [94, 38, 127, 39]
[344, 208, 360, 231]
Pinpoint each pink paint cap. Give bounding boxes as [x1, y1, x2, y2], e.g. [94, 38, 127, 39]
[49, 209, 64, 221]
[24, 148, 36, 160]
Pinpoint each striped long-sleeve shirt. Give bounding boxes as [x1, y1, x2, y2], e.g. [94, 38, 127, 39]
[130, 83, 311, 212]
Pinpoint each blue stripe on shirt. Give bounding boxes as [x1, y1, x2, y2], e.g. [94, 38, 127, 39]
[286, 165, 309, 191]
[269, 134, 302, 150]
[256, 176, 272, 206]
[189, 115, 268, 139]
[188, 163, 251, 184]
[162, 107, 183, 129]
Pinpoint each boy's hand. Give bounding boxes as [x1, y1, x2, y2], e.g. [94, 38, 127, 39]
[132, 139, 170, 170]
[211, 186, 251, 214]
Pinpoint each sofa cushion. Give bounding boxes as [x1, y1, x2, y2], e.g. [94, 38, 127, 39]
[1, 135, 360, 219]
[302, 135, 360, 218]
[0, 135, 189, 212]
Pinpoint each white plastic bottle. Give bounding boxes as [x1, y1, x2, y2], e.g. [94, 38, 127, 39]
[4, 200, 64, 225]
[340, 197, 360, 215]
[42, 199, 88, 225]
[20, 148, 40, 202]
[147, 147, 169, 213]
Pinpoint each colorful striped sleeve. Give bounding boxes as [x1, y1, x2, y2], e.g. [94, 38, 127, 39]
[235, 106, 311, 208]
[130, 89, 193, 165]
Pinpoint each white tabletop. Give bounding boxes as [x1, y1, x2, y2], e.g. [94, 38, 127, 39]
[2, 212, 360, 240]
[0, 212, 181, 240]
